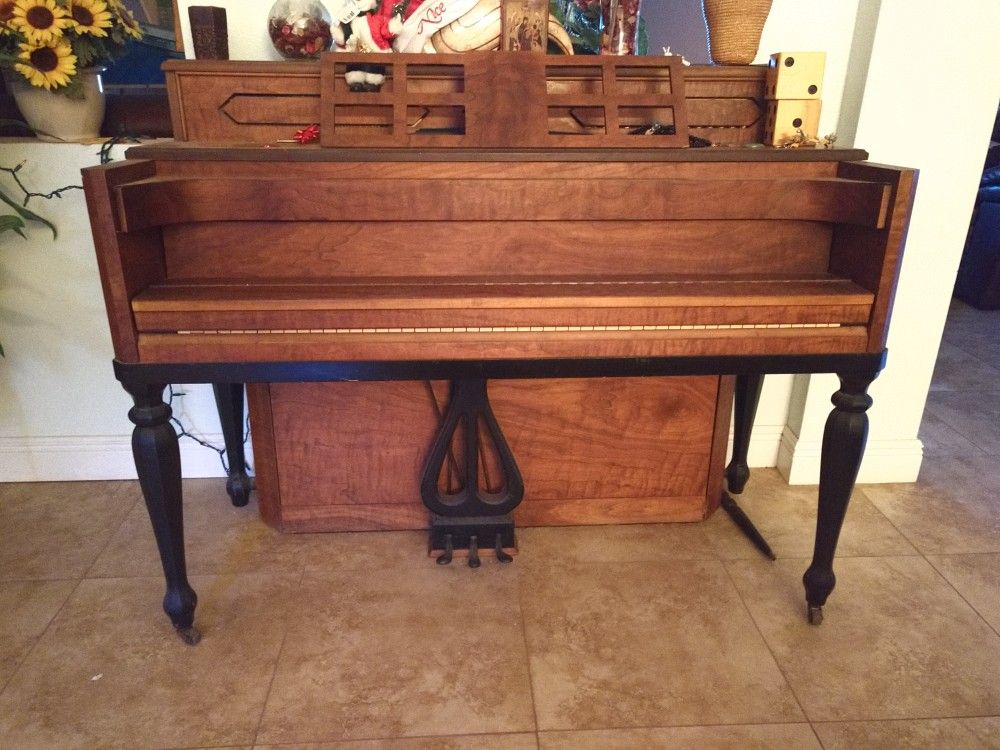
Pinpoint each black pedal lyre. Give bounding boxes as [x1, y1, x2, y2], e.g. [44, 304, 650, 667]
[422, 379, 523, 565]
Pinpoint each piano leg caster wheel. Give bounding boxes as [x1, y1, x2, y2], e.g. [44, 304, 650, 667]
[495, 534, 513, 563]
[436, 534, 454, 565]
[175, 625, 202, 646]
[225, 472, 253, 508]
[468, 535, 481, 568]
[807, 606, 824, 625]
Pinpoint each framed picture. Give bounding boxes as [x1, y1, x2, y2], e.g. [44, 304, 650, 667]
[120, 0, 182, 50]
[502, 0, 548, 53]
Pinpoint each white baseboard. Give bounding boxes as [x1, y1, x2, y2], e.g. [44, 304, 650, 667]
[776, 426, 925, 485]
[0, 435, 230, 482]
[725, 423, 787, 469]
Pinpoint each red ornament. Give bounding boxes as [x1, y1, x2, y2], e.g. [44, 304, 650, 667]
[293, 124, 320, 144]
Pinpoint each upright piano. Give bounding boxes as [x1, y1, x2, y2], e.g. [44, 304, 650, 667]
[83, 53, 915, 644]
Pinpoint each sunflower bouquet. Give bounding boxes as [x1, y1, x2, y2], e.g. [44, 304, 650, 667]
[0, 0, 142, 96]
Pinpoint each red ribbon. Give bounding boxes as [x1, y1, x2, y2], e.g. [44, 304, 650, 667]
[293, 124, 320, 144]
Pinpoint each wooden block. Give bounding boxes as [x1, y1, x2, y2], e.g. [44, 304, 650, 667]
[187, 6, 229, 60]
[765, 51, 825, 100]
[764, 99, 822, 145]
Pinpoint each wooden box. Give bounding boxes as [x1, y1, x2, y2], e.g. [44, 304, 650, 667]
[249, 376, 734, 532]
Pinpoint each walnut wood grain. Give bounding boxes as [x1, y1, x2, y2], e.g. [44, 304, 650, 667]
[115, 176, 891, 232]
[255, 377, 721, 531]
[130, 277, 873, 334]
[163, 58, 761, 145]
[136, 326, 869, 364]
[830, 162, 917, 350]
[161, 220, 833, 282]
[81, 159, 162, 362]
[246, 383, 281, 529]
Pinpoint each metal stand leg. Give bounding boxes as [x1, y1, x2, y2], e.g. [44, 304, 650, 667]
[802, 373, 874, 625]
[124, 382, 200, 645]
[721, 373, 775, 560]
[212, 383, 252, 507]
[421, 379, 523, 564]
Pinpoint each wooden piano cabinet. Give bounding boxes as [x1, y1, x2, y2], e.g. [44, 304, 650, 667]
[247, 376, 734, 533]
[82, 126, 916, 640]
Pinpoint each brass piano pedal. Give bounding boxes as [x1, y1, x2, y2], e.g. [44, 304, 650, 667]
[468, 535, 481, 568]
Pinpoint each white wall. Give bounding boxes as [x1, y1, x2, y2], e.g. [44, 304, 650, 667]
[779, 0, 1000, 483]
[0, 142, 228, 480]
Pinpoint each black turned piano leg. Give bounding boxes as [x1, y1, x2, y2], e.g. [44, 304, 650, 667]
[726, 373, 765, 494]
[124, 382, 200, 645]
[720, 374, 775, 560]
[212, 383, 252, 507]
[803, 374, 874, 625]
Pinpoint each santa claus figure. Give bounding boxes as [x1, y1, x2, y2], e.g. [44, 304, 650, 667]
[330, 0, 423, 90]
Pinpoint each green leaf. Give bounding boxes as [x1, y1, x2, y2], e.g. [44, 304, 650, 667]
[0, 189, 57, 239]
[0, 214, 27, 238]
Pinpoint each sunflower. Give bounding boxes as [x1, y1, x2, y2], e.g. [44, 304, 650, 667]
[9, 0, 73, 45]
[15, 38, 76, 89]
[0, 0, 16, 24]
[67, 0, 112, 36]
[113, 3, 140, 39]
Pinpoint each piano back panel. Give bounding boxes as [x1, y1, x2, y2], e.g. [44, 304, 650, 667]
[161, 219, 833, 282]
[253, 377, 725, 532]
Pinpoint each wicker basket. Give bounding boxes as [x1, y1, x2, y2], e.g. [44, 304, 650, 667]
[702, 0, 772, 65]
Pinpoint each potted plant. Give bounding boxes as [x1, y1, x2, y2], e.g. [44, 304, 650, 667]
[0, 0, 143, 141]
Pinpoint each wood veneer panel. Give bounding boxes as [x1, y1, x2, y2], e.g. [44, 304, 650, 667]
[81, 160, 163, 362]
[706, 374, 736, 515]
[116, 176, 891, 231]
[830, 162, 917, 350]
[152, 159, 843, 181]
[136, 326, 868, 363]
[263, 377, 718, 531]
[162, 220, 833, 282]
[246, 383, 282, 529]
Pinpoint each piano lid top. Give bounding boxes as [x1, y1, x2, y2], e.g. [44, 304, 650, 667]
[124, 142, 870, 164]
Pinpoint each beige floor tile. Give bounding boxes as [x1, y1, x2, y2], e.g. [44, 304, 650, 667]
[0, 481, 138, 580]
[519, 559, 804, 730]
[538, 724, 822, 749]
[90, 479, 435, 578]
[702, 469, 916, 560]
[254, 734, 538, 749]
[0, 580, 77, 690]
[862, 453, 1000, 554]
[926, 553, 1000, 632]
[256, 564, 534, 744]
[726, 556, 1000, 721]
[924, 391, 1000, 456]
[928, 342, 1000, 393]
[813, 717, 1000, 749]
[517, 521, 716, 565]
[0, 573, 298, 749]
[918, 409, 990, 458]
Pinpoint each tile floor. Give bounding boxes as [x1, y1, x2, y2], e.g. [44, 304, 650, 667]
[0, 301, 998, 749]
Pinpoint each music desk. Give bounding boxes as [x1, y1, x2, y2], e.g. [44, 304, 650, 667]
[82, 142, 915, 644]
